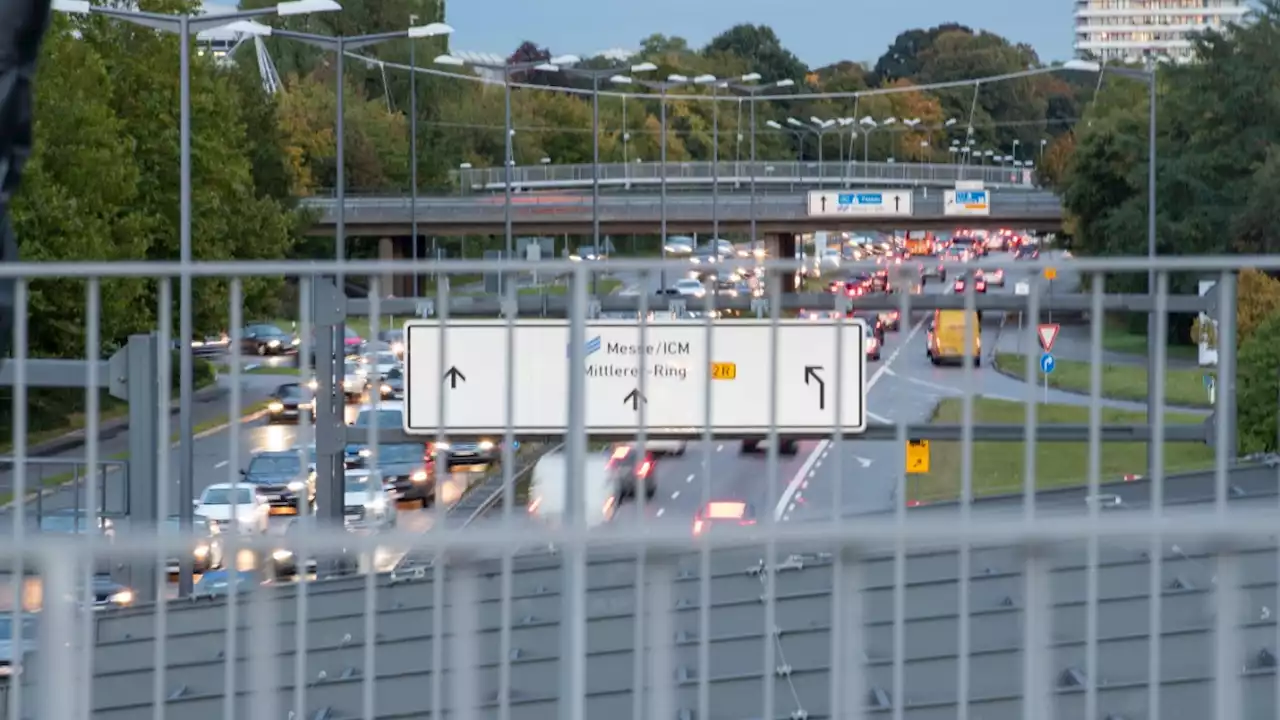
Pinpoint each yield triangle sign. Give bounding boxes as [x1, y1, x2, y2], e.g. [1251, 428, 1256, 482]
[1037, 324, 1061, 352]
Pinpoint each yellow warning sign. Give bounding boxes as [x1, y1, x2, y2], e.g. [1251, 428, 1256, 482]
[1044, 267, 1057, 281]
[906, 440, 930, 474]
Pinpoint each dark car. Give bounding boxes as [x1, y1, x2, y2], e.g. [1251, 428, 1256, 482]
[378, 329, 406, 359]
[1014, 245, 1040, 260]
[378, 367, 405, 401]
[606, 444, 657, 499]
[89, 574, 136, 610]
[267, 382, 314, 424]
[240, 449, 314, 514]
[193, 569, 264, 599]
[161, 515, 221, 575]
[349, 442, 434, 507]
[240, 323, 297, 356]
[265, 517, 320, 579]
[852, 311, 887, 345]
[953, 272, 988, 294]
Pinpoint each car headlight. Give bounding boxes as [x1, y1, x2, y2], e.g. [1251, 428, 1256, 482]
[411, 470, 428, 482]
[291, 337, 301, 346]
[110, 590, 134, 605]
[267, 339, 280, 347]
[268, 401, 284, 412]
[391, 342, 404, 354]
[433, 442, 450, 451]
[193, 544, 209, 558]
[478, 440, 495, 450]
[358, 447, 372, 457]
[272, 549, 294, 561]
[365, 497, 386, 511]
[381, 384, 391, 394]
[287, 481, 305, 491]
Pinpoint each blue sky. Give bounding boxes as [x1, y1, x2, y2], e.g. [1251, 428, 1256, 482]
[445, 0, 1076, 68]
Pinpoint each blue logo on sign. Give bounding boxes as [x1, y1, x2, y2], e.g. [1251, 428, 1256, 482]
[839, 192, 883, 205]
[955, 190, 989, 205]
[570, 336, 603, 357]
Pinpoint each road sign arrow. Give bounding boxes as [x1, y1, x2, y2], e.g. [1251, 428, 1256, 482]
[443, 366, 466, 389]
[855, 456, 873, 468]
[623, 388, 647, 410]
[804, 365, 826, 410]
[820, 195, 828, 212]
[894, 195, 901, 212]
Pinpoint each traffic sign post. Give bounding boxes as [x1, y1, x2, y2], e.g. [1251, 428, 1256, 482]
[1040, 352, 1055, 404]
[906, 440, 930, 474]
[806, 190, 913, 217]
[942, 189, 990, 216]
[403, 319, 869, 436]
[1204, 373, 1216, 405]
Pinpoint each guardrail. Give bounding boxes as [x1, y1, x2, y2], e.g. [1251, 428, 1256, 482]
[450, 160, 1035, 190]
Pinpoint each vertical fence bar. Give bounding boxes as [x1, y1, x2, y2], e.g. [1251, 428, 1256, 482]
[452, 564, 479, 720]
[223, 279, 244, 720]
[497, 276, 517, 720]
[7, 279, 26, 720]
[153, 278, 173, 720]
[891, 266, 911, 720]
[363, 278, 380, 720]
[631, 271, 651, 720]
[79, 278, 101, 720]
[761, 267, 783, 720]
[1147, 271, 1169, 720]
[1085, 273, 1103, 720]
[647, 558, 675, 720]
[247, 569, 279, 720]
[1212, 270, 1240, 720]
[39, 551, 78, 720]
[956, 273, 979, 720]
[697, 268, 715, 720]
[293, 276, 313, 720]
[560, 262, 589, 720]
[1022, 550, 1053, 720]
[430, 271, 452, 720]
[828, 281, 848, 720]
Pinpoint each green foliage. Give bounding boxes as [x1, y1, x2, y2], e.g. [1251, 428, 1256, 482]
[1235, 309, 1280, 455]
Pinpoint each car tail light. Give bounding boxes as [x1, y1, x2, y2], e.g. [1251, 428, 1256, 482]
[638, 460, 652, 477]
[868, 338, 878, 351]
[976, 282, 987, 290]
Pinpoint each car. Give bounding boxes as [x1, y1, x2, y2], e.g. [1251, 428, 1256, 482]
[378, 367, 404, 400]
[161, 515, 221, 575]
[342, 469, 396, 528]
[919, 260, 946, 283]
[341, 361, 369, 402]
[954, 273, 987, 294]
[240, 323, 298, 356]
[852, 311, 887, 345]
[266, 517, 321, 579]
[378, 329, 406, 358]
[985, 267, 1006, 286]
[798, 309, 845, 322]
[266, 382, 314, 424]
[664, 236, 695, 255]
[351, 442, 434, 507]
[193, 568, 264, 599]
[1014, 245, 1040, 260]
[240, 449, 315, 514]
[37, 508, 115, 537]
[864, 323, 882, 361]
[342, 326, 365, 355]
[346, 402, 407, 463]
[692, 500, 758, 536]
[671, 278, 706, 298]
[606, 444, 657, 499]
[194, 483, 270, 534]
[366, 350, 400, 378]
[740, 437, 799, 455]
[880, 308, 902, 331]
[88, 575, 136, 611]
[431, 436, 501, 466]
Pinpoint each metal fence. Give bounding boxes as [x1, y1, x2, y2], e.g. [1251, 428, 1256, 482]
[0, 255, 1273, 720]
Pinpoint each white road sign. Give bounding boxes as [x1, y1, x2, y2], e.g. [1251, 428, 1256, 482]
[807, 190, 913, 217]
[403, 320, 867, 435]
[944, 189, 990, 216]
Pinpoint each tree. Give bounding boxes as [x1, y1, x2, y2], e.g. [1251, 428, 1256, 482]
[872, 24, 972, 83]
[1038, 132, 1075, 188]
[1191, 270, 1280, 350]
[1235, 308, 1280, 455]
[704, 25, 808, 84]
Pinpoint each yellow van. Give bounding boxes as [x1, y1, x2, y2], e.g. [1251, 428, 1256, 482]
[927, 310, 982, 366]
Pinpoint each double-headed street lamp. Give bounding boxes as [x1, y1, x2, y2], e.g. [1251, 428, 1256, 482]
[557, 59, 657, 284]
[858, 116, 896, 162]
[787, 117, 837, 188]
[765, 119, 804, 161]
[722, 75, 795, 246]
[630, 74, 695, 289]
[435, 52, 580, 288]
[52, 0, 344, 599]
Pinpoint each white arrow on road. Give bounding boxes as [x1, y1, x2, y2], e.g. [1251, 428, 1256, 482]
[854, 456, 873, 468]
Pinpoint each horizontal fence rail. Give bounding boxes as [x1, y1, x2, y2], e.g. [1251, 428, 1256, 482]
[0, 256, 1266, 720]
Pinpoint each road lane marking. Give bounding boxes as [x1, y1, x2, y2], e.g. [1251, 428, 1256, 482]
[892, 374, 964, 395]
[670, 490, 680, 499]
[214, 460, 229, 469]
[775, 285, 952, 522]
[655, 507, 665, 517]
[685, 474, 694, 483]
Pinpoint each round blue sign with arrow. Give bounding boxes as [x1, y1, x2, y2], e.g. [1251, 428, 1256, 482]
[1040, 353, 1055, 374]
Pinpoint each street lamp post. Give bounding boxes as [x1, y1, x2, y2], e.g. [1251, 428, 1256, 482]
[559, 60, 656, 291]
[859, 116, 897, 162]
[633, 74, 695, 289]
[724, 75, 795, 248]
[53, 0, 343, 598]
[436, 52, 580, 292]
[691, 75, 722, 242]
[788, 117, 837, 188]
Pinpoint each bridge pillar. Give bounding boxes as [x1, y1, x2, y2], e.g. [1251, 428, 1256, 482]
[378, 237, 396, 297]
[774, 232, 799, 293]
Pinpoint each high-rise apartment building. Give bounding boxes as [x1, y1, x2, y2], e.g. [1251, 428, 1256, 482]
[1074, 0, 1251, 63]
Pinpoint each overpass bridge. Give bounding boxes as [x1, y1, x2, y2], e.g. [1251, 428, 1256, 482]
[451, 160, 1035, 191]
[301, 187, 1063, 236]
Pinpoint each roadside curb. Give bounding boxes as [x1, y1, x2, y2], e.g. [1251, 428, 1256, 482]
[0, 407, 271, 511]
[19, 384, 224, 459]
[987, 354, 1212, 413]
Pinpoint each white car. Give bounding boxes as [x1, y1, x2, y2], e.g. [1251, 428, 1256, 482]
[672, 279, 706, 298]
[342, 362, 368, 401]
[366, 351, 400, 378]
[343, 469, 396, 528]
[194, 483, 269, 534]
